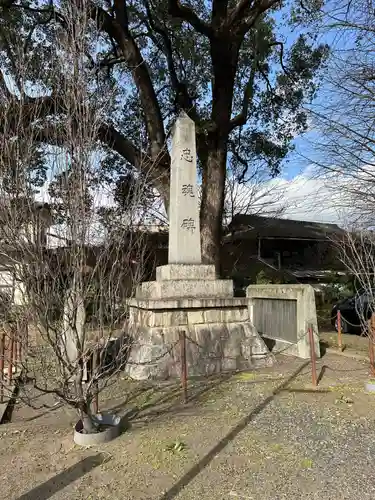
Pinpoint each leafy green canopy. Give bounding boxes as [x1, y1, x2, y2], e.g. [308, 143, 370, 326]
[0, 0, 328, 215]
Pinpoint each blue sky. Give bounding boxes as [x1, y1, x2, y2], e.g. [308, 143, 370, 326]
[278, 7, 350, 181]
[38, 2, 355, 230]
[260, 6, 362, 226]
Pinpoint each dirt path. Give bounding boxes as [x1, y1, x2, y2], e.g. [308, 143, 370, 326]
[320, 330, 369, 355]
[2, 353, 375, 500]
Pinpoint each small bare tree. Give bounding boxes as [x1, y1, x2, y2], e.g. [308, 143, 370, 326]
[335, 229, 375, 336]
[223, 167, 287, 226]
[0, 0, 152, 433]
[307, 1, 375, 345]
[309, 0, 375, 225]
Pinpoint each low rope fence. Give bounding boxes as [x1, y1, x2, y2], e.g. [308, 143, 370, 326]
[73, 327, 317, 413]
[318, 308, 375, 378]
[8, 311, 372, 416]
[180, 325, 319, 401]
[131, 325, 318, 406]
[153, 317, 375, 404]
[317, 310, 366, 354]
[4, 309, 370, 417]
[0, 320, 27, 404]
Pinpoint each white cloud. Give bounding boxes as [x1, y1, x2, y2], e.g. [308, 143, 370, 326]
[36, 164, 352, 249]
[274, 169, 344, 224]
[226, 165, 347, 226]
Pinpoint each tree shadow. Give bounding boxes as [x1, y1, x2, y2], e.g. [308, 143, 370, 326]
[107, 372, 235, 420]
[22, 402, 64, 422]
[320, 341, 328, 357]
[135, 373, 237, 421]
[282, 388, 330, 394]
[159, 361, 310, 500]
[1, 382, 20, 424]
[117, 371, 294, 430]
[262, 337, 276, 352]
[317, 364, 327, 385]
[14, 454, 105, 500]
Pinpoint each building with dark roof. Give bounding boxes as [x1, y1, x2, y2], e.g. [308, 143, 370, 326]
[227, 214, 345, 241]
[223, 214, 346, 284]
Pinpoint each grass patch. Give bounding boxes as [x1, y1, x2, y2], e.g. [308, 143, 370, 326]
[301, 458, 313, 469]
[234, 372, 258, 381]
[272, 443, 283, 452]
[165, 440, 187, 453]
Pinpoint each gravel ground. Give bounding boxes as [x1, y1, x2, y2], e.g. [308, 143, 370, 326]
[2, 352, 375, 500]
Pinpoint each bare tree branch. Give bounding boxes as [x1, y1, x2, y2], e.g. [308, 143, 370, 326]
[228, 0, 281, 30]
[229, 59, 257, 130]
[168, 0, 214, 38]
[86, 1, 167, 158]
[0, 0, 164, 435]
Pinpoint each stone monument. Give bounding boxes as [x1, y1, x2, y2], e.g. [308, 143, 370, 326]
[126, 112, 272, 379]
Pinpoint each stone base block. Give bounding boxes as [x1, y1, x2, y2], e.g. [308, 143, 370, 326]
[247, 284, 320, 359]
[136, 279, 233, 300]
[125, 296, 273, 380]
[128, 297, 248, 309]
[128, 301, 249, 327]
[126, 322, 273, 380]
[156, 264, 216, 281]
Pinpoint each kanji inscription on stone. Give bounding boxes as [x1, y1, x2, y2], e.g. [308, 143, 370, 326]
[181, 184, 195, 197]
[180, 148, 193, 162]
[181, 217, 196, 233]
[168, 112, 201, 264]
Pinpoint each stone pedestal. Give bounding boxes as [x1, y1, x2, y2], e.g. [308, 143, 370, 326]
[125, 114, 272, 380]
[126, 265, 273, 380]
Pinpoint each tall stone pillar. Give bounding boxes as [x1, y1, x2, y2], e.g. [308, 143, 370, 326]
[126, 113, 272, 379]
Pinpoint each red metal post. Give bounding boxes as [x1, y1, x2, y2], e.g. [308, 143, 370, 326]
[0, 332, 4, 403]
[21, 318, 28, 365]
[14, 331, 18, 372]
[7, 335, 14, 383]
[17, 335, 22, 364]
[179, 331, 188, 404]
[337, 310, 343, 352]
[92, 343, 99, 414]
[309, 325, 317, 387]
[370, 314, 375, 376]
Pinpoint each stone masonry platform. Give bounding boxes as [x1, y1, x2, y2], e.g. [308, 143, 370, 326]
[156, 264, 216, 281]
[126, 290, 273, 380]
[136, 264, 233, 300]
[125, 114, 273, 380]
[128, 297, 250, 325]
[135, 279, 234, 299]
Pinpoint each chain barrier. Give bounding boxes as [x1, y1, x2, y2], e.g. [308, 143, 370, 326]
[338, 315, 362, 328]
[316, 311, 362, 328]
[126, 340, 180, 366]
[11, 312, 375, 411]
[184, 327, 312, 361]
[180, 325, 319, 392]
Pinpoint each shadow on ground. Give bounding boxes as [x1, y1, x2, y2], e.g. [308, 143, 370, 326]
[14, 454, 105, 500]
[11, 368, 285, 429]
[109, 369, 294, 430]
[159, 361, 310, 500]
[107, 372, 237, 426]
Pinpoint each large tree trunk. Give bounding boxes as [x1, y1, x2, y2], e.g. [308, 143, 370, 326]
[200, 141, 227, 274]
[200, 33, 240, 273]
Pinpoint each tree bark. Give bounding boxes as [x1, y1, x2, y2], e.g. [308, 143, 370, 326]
[6, 1, 270, 271]
[200, 32, 240, 272]
[200, 142, 227, 273]
[79, 401, 98, 434]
